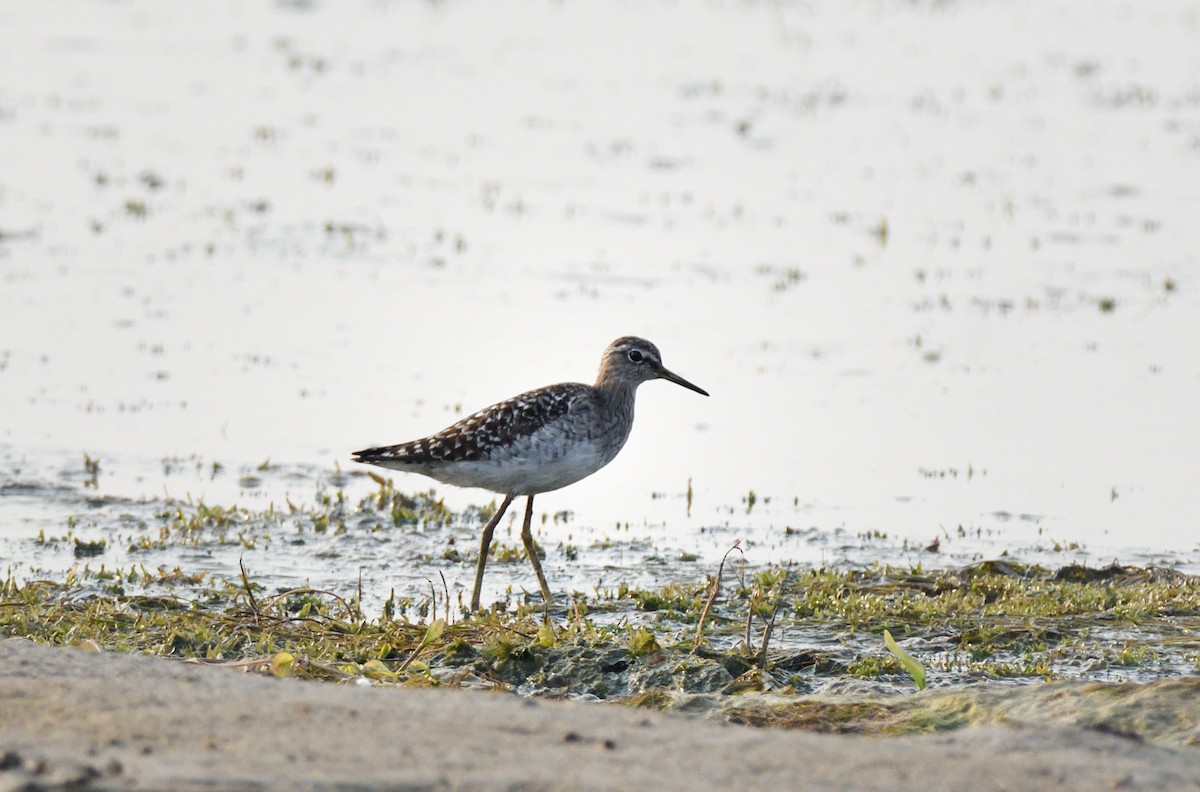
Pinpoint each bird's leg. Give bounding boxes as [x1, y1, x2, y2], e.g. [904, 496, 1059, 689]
[520, 495, 553, 613]
[472, 492, 514, 612]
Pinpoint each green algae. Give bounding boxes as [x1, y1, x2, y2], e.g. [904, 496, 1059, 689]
[692, 678, 1200, 747]
[4, 555, 1197, 692]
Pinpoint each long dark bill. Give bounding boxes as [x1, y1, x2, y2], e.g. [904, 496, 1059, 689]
[656, 365, 709, 397]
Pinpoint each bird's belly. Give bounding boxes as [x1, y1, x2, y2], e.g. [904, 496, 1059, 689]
[424, 438, 617, 495]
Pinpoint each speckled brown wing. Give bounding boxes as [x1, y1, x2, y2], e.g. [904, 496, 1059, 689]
[353, 383, 592, 465]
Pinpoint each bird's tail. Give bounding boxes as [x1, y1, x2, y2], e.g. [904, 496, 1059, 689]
[352, 444, 409, 464]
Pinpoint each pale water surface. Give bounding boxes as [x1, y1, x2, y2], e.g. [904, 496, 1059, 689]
[2, 0, 1199, 606]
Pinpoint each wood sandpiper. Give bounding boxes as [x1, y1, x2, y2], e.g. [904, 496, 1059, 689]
[352, 336, 708, 611]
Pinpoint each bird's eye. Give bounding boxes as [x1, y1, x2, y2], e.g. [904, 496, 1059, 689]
[627, 349, 645, 363]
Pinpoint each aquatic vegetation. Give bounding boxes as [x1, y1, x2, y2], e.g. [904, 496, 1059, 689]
[3, 550, 1200, 745]
[4, 477, 1200, 743]
[3, 553, 1198, 694]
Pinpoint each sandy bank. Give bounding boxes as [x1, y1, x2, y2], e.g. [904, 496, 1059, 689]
[1, 638, 1198, 791]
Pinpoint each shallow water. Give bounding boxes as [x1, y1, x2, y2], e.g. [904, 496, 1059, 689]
[2, 0, 1199, 604]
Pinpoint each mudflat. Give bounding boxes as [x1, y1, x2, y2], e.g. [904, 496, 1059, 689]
[1, 639, 1197, 792]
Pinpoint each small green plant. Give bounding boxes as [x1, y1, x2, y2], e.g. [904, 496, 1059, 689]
[884, 629, 927, 690]
[627, 627, 660, 657]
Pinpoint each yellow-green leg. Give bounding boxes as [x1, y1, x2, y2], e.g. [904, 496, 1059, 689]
[519, 495, 553, 613]
[471, 492, 514, 612]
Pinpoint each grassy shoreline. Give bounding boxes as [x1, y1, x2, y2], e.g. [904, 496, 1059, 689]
[4, 553, 1198, 724]
[5, 477, 1200, 744]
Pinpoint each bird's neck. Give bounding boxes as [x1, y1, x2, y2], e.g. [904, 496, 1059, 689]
[594, 374, 639, 422]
